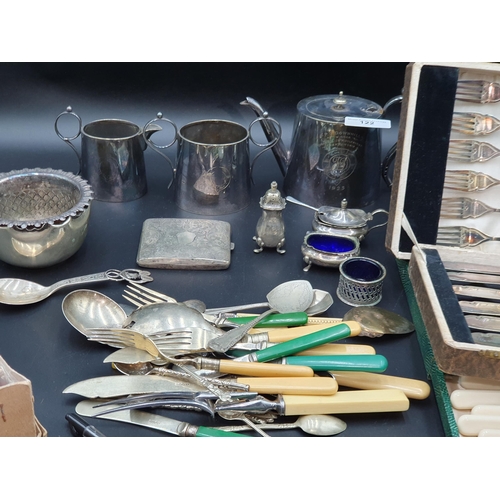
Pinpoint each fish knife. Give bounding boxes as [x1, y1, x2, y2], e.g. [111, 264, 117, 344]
[75, 399, 248, 437]
[63, 374, 339, 398]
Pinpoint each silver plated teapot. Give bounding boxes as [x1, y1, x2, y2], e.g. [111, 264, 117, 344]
[242, 93, 401, 208]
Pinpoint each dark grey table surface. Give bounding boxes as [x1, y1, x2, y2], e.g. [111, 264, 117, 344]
[0, 62, 445, 438]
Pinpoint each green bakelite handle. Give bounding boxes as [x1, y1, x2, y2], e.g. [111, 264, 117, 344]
[283, 354, 389, 373]
[230, 312, 308, 328]
[254, 323, 353, 363]
[195, 426, 250, 437]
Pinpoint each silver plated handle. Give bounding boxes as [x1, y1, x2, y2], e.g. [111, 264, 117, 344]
[54, 106, 83, 175]
[143, 112, 178, 189]
[248, 116, 282, 180]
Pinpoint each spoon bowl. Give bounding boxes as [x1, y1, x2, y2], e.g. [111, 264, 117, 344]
[342, 306, 414, 337]
[62, 289, 128, 339]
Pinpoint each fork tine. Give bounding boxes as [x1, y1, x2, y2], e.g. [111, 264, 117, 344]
[126, 283, 177, 303]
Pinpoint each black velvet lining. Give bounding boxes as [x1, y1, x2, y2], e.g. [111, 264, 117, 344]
[425, 248, 474, 344]
[399, 65, 459, 253]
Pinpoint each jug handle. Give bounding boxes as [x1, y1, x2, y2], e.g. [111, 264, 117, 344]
[142, 112, 178, 189]
[381, 93, 404, 188]
[366, 208, 390, 234]
[242, 97, 289, 177]
[54, 106, 82, 175]
[248, 116, 282, 182]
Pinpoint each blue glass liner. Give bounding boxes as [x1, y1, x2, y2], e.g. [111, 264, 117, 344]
[342, 257, 383, 282]
[306, 233, 357, 254]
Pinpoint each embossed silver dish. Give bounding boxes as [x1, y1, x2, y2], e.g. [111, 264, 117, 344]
[0, 168, 93, 267]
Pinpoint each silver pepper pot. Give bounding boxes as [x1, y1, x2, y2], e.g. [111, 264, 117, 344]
[253, 181, 286, 254]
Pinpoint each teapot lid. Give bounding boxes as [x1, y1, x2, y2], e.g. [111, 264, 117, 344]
[297, 93, 383, 122]
[316, 199, 371, 228]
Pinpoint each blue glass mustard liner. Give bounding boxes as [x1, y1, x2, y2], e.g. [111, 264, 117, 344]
[396, 258, 459, 437]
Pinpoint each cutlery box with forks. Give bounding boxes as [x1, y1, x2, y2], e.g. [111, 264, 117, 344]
[387, 62, 500, 389]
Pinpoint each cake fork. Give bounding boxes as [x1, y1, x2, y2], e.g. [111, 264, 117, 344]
[440, 198, 500, 219]
[437, 226, 500, 247]
[452, 112, 500, 135]
[444, 170, 500, 191]
[455, 80, 500, 104]
[448, 140, 500, 163]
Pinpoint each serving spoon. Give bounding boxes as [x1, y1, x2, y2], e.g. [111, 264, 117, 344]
[0, 269, 152, 306]
[213, 414, 347, 436]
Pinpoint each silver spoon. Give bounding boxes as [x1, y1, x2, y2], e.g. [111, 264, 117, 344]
[342, 306, 414, 337]
[62, 289, 128, 342]
[0, 269, 152, 305]
[213, 414, 347, 436]
[205, 280, 316, 315]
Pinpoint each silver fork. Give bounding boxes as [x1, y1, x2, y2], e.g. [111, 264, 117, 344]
[123, 282, 177, 306]
[456, 80, 500, 104]
[452, 112, 500, 135]
[448, 140, 500, 163]
[444, 170, 500, 191]
[437, 226, 500, 247]
[440, 197, 500, 219]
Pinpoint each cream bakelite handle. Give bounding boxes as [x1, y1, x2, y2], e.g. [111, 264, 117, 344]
[282, 389, 410, 415]
[329, 371, 431, 400]
[458, 414, 500, 436]
[217, 360, 314, 377]
[235, 377, 338, 396]
[451, 389, 500, 410]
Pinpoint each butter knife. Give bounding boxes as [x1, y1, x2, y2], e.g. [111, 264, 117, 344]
[453, 285, 500, 300]
[448, 271, 500, 285]
[63, 374, 205, 398]
[64, 374, 339, 398]
[75, 399, 247, 437]
[465, 315, 500, 332]
[460, 300, 500, 316]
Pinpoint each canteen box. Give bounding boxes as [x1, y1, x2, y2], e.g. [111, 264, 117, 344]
[385, 62, 500, 435]
[0, 356, 47, 436]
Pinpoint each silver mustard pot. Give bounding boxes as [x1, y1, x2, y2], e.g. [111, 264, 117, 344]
[287, 196, 388, 241]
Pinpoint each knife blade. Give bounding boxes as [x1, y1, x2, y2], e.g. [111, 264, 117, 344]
[75, 399, 248, 437]
[465, 314, 500, 332]
[453, 285, 500, 300]
[443, 261, 500, 276]
[459, 300, 500, 316]
[63, 374, 339, 398]
[448, 271, 500, 285]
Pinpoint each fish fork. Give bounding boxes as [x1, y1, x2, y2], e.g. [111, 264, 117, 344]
[447, 140, 500, 163]
[440, 197, 500, 219]
[455, 80, 500, 104]
[437, 226, 500, 247]
[452, 112, 500, 135]
[444, 170, 500, 191]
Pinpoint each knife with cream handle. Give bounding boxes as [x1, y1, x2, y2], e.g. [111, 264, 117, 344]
[75, 400, 248, 437]
[471, 404, 500, 416]
[458, 414, 500, 437]
[451, 389, 500, 410]
[63, 374, 339, 398]
[459, 375, 500, 391]
[328, 371, 431, 400]
[215, 389, 410, 415]
[478, 428, 500, 437]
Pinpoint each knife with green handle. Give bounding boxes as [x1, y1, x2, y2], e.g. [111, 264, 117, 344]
[280, 354, 388, 373]
[234, 321, 361, 363]
[222, 312, 309, 327]
[75, 399, 249, 437]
